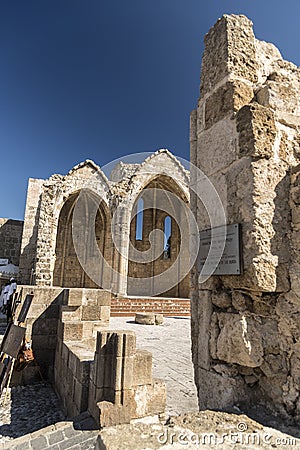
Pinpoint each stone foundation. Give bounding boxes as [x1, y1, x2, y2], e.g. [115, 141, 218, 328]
[89, 330, 166, 427]
[18, 152, 190, 298]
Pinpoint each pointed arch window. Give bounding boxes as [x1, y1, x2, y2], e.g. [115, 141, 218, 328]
[135, 198, 144, 241]
[163, 216, 171, 259]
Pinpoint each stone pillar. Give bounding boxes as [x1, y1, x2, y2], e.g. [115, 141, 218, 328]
[111, 206, 131, 295]
[34, 185, 58, 286]
[19, 178, 44, 284]
[88, 330, 166, 427]
[191, 14, 300, 422]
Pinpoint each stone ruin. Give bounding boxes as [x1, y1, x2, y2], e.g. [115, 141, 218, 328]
[2, 149, 189, 428]
[2, 11, 300, 438]
[18, 149, 189, 298]
[13, 285, 166, 427]
[191, 14, 300, 423]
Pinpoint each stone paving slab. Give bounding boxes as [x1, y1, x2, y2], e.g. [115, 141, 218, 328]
[109, 316, 199, 416]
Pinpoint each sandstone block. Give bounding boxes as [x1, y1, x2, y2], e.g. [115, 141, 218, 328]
[97, 401, 131, 428]
[205, 81, 253, 130]
[236, 103, 276, 159]
[61, 305, 82, 321]
[135, 313, 155, 325]
[196, 367, 248, 410]
[196, 117, 238, 176]
[216, 313, 263, 367]
[133, 379, 166, 419]
[82, 306, 103, 321]
[62, 322, 83, 341]
[114, 355, 134, 390]
[211, 291, 231, 309]
[155, 314, 163, 325]
[191, 291, 212, 370]
[64, 289, 83, 307]
[200, 15, 257, 96]
[190, 108, 197, 142]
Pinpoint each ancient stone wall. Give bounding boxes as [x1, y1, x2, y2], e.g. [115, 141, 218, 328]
[53, 292, 165, 423]
[88, 330, 166, 427]
[19, 150, 190, 298]
[191, 14, 300, 422]
[15, 286, 110, 380]
[0, 218, 24, 266]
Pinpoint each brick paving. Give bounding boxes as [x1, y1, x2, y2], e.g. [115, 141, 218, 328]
[109, 316, 199, 416]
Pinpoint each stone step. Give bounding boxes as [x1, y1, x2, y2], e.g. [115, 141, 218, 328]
[110, 296, 190, 317]
[111, 312, 190, 317]
[111, 305, 190, 310]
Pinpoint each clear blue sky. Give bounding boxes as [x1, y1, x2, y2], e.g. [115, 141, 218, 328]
[1, 1, 300, 220]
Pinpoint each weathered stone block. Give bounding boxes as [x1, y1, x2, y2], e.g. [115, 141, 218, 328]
[97, 401, 131, 428]
[82, 306, 103, 321]
[114, 356, 134, 390]
[211, 291, 231, 309]
[135, 313, 155, 325]
[61, 305, 82, 321]
[216, 313, 263, 367]
[257, 79, 300, 115]
[196, 117, 238, 177]
[155, 314, 163, 325]
[191, 291, 212, 370]
[133, 379, 166, 419]
[64, 289, 83, 307]
[200, 14, 257, 96]
[95, 290, 111, 306]
[236, 103, 276, 159]
[205, 81, 253, 130]
[62, 322, 83, 341]
[133, 350, 152, 386]
[196, 367, 248, 410]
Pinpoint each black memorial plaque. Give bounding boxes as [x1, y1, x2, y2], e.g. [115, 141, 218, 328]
[199, 223, 242, 276]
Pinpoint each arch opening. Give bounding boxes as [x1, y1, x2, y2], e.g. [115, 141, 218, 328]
[53, 191, 111, 288]
[127, 175, 189, 298]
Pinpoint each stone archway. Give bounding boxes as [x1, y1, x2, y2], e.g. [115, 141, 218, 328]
[53, 191, 111, 288]
[127, 175, 190, 297]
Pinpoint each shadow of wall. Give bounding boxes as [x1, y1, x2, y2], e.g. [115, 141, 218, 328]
[18, 193, 42, 285]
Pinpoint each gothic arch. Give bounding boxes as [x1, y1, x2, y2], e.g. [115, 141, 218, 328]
[53, 189, 112, 288]
[34, 160, 112, 287]
[127, 170, 190, 298]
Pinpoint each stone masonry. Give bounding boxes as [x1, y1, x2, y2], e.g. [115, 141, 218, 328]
[18, 150, 189, 298]
[190, 14, 300, 423]
[14, 285, 165, 427]
[53, 291, 166, 425]
[14, 286, 111, 380]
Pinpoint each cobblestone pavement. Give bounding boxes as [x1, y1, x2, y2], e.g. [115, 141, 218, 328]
[0, 382, 65, 444]
[109, 316, 199, 416]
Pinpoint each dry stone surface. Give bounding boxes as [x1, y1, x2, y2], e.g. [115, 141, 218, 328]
[191, 13, 300, 423]
[96, 411, 300, 450]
